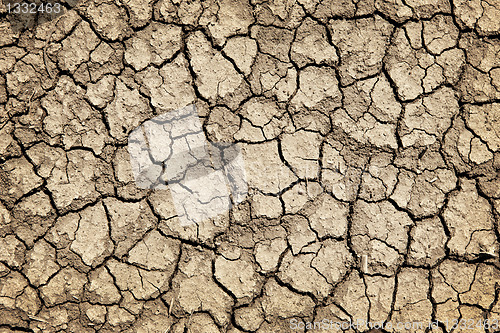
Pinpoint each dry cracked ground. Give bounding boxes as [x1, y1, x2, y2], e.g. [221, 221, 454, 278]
[0, 0, 500, 332]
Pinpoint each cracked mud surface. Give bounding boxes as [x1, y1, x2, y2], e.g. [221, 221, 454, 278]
[0, 0, 499, 332]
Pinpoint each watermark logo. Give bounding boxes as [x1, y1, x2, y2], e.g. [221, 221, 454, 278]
[128, 105, 248, 226]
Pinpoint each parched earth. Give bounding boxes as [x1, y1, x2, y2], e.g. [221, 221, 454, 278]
[0, 0, 500, 332]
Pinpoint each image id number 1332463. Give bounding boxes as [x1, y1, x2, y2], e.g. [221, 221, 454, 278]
[6, 2, 61, 14]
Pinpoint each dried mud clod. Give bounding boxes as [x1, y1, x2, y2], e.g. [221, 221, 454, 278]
[0, 0, 499, 332]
